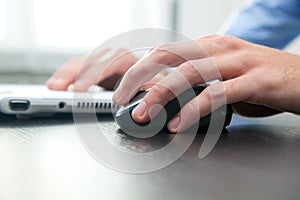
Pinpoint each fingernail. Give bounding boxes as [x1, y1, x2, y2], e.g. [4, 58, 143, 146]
[46, 77, 55, 86]
[132, 101, 147, 119]
[73, 80, 86, 91]
[54, 78, 64, 85]
[112, 91, 122, 104]
[168, 115, 181, 133]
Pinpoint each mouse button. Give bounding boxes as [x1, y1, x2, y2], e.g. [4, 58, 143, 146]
[115, 90, 148, 115]
[115, 102, 138, 119]
[122, 98, 141, 111]
[129, 90, 148, 104]
[163, 97, 181, 120]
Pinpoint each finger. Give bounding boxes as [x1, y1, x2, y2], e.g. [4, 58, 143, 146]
[143, 33, 220, 56]
[97, 73, 123, 90]
[196, 35, 246, 56]
[98, 49, 138, 90]
[167, 77, 256, 133]
[73, 49, 138, 91]
[113, 40, 212, 105]
[72, 49, 122, 91]
[46, 57, 85, 90]
[46, 48, 111, 90]
[86, 48, 112, 66]
[141, 69, 168, 90]
[113, 36, 244, 105]
[131, 56, 244, 122]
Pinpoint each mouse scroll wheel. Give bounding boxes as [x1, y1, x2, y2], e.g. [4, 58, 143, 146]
[136, 90, 146, 96]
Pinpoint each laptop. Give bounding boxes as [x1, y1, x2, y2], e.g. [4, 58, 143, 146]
[0, 84, 119, 116]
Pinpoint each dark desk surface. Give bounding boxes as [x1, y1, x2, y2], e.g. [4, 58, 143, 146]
[0, 70, 300, 199]
[0, 111, 299, 200]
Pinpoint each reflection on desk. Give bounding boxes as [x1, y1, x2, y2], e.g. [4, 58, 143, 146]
[0, 113, 299, 200]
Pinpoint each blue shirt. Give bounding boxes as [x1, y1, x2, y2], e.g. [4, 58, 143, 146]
[223, 0, 300, 49]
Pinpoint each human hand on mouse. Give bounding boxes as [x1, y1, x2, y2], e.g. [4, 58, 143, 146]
[113, 34, 300, 133]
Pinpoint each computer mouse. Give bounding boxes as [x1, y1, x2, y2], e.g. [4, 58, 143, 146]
[115, 85, 233, 134]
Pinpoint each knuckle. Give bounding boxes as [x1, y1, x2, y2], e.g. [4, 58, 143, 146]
[177, 61, 200, 80]
[152, 42, 178, 64]
[124, 68, 136, 80]
[69, 57, 82, 65]
[156, 42, 176, 52]
[114, 48, 128, 58]
[184, 101, 200, 115]
[227, 80, 238, 92]
[237, 49, 257, 67]
[116, 48, 128, 54]
[256, 69, 277, 91]
[225, 80, 240, 102]
[208, 83, 227, 100]
[139, 64, 156, 75]
[239, 49, 254, 61]
[149, 84, 174, 104]
[214, 35, 241, 50]
[115, 48, 136, 60]
[181, 61, 197, 71]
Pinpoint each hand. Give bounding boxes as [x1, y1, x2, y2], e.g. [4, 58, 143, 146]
[46, 48, 139, 91]
[113, 34, 300, 133]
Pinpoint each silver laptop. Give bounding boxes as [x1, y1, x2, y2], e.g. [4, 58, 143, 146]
[0, 84, 119, 115]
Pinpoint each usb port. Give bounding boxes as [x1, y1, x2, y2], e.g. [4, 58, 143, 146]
[9, 100, 30, 111]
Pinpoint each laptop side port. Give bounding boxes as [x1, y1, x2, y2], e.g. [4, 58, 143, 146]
[9, 100, 30, 111]
[58, 102, 66, 109]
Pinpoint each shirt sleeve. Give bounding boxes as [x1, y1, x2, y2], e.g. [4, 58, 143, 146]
[223, 0, 300, 49]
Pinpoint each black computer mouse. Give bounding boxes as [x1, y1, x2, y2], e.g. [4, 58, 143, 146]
[115, 85, 233, 134]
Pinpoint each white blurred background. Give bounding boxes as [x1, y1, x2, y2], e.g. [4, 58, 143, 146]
[0, 0, 299, 77]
